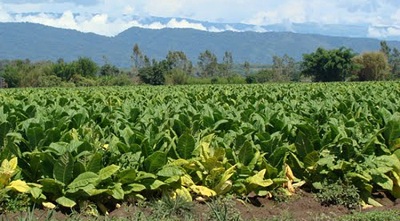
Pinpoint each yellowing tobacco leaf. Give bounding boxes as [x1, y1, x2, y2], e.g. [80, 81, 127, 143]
[174, 187, 192, 202]
[181, 174, 195, 187]
[8, 180, 30, 193]
[246, 169, 273, 187]
[190, 185, 216, 197]
[42, 202, 56, 209]
[285, 164, 296, 181]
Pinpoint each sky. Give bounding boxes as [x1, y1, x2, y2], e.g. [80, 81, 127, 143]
[1, 0, 400, 38]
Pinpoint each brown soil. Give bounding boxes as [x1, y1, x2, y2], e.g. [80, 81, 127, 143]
[1, 190, 399, 221]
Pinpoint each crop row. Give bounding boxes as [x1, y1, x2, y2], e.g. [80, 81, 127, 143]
[0, 82, 399, 211]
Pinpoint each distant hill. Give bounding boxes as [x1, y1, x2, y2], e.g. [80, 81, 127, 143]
[1, 22, 400, 67]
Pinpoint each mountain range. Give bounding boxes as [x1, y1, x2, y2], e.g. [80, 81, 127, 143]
[1, 22, 400, 67]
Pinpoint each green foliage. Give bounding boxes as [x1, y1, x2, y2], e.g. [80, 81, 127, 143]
[315, 180, 361, 209]
[206, 196, 242, 221]
[339, 210, 400, 221]
[150, 195, 194, 220]
[245, 69, 274, 83]
[165, 68, 189, 85]
[100, 63, 120, 76]
[0, 82, 400, 212]
[138, 60, 167, 85]
[301, 47, 356, 82]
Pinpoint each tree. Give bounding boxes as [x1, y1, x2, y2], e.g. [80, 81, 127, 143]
[352, 52, 390, 81]
[391, 48, 400, 78]
[301, 47, 355, 82]
[379, 41, 400, 79]
[243, 61, 250, 76]
[52, 59, 75, 81]
[74, 57, 98, 78]
[0, 59, 31, 87]
[131, 43, 143, 69]
[138, 60, 168, 85]
[166, 51, 192, 74]
[100, 63, 120, 76]
[271, 54, 297, 82]
[380, 41, 391, 58]
[197, 50, 218, 77]
[221, 51, 233, 77]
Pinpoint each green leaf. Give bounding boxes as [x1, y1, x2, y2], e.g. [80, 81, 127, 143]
[53, 152, 74, 185]
[98, 165, 120, 181]
[110, 183, 124, 200]
[157, 165, 185, 177]
[304, 151, 320, 169]
[118, 169, 137, 184]
[0, 122, 11, 147]
[143, 151, 167, 173]
[26, 126, 44, 148]
[176, 132, 195, 159]
[86, 152, 103, 173]
[372, 173, 393, 191]
[238, 141, 255, 166]
[295, 130, 314, 160]
[56, 196, 76, 208]
[383, 113, 400, 151]
[67, 172, 99, 191]
[125, 183, 146, 193]
[141, 179, 165, 190]
[39, 178, 64, 195]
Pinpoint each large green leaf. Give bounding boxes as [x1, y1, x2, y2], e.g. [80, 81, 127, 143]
[383, 113, 400, 151]
[98, 165, 120, 181]
[67, 172, 99, 191]
[26, 126, 44, 148]
[143, 151, 167, 173]
[56, 196, 76, 208]
[53, 152, 74, 185]
[176, 132, 195, 159]
[157, 165, 185, 177]
[295, 130, 314, 160]
[118, 169, 137, 184]
[86, 152, 103, 173]
[39, 178, 64, 195]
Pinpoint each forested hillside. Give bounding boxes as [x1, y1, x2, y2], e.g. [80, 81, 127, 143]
[1, 22, 400, 67]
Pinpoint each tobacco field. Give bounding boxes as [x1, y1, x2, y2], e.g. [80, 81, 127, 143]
[0, 82, 400, 213]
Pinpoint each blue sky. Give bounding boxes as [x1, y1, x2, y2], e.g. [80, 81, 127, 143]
[1, 0, 399, 38]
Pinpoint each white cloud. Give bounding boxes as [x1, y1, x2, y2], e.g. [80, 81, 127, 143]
[0, 0, 399, 39]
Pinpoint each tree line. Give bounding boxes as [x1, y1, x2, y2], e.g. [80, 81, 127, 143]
[0, 41, 399, 88]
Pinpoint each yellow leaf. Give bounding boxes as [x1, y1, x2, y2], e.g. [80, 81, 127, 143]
[214, 165, 236, 193]
[174, 187, 192, 202]
[1, 157, 18, 177]
[285, 164, 296, 181]
[286, 180, 295, 193]
[214, 180, 232, 195]
[170, 159, 190, 166]
[181, 174, 195, 187]
[246, 169, 273, 187]
[8, 180, 30, 193]
[8, 157, 18, 171]
[42, 202, 56, 209]
[190, 185, 216, 197]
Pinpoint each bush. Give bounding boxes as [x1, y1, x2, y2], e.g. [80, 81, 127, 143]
[165, 68, 189, 85]
[315, 180, 360, 209]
